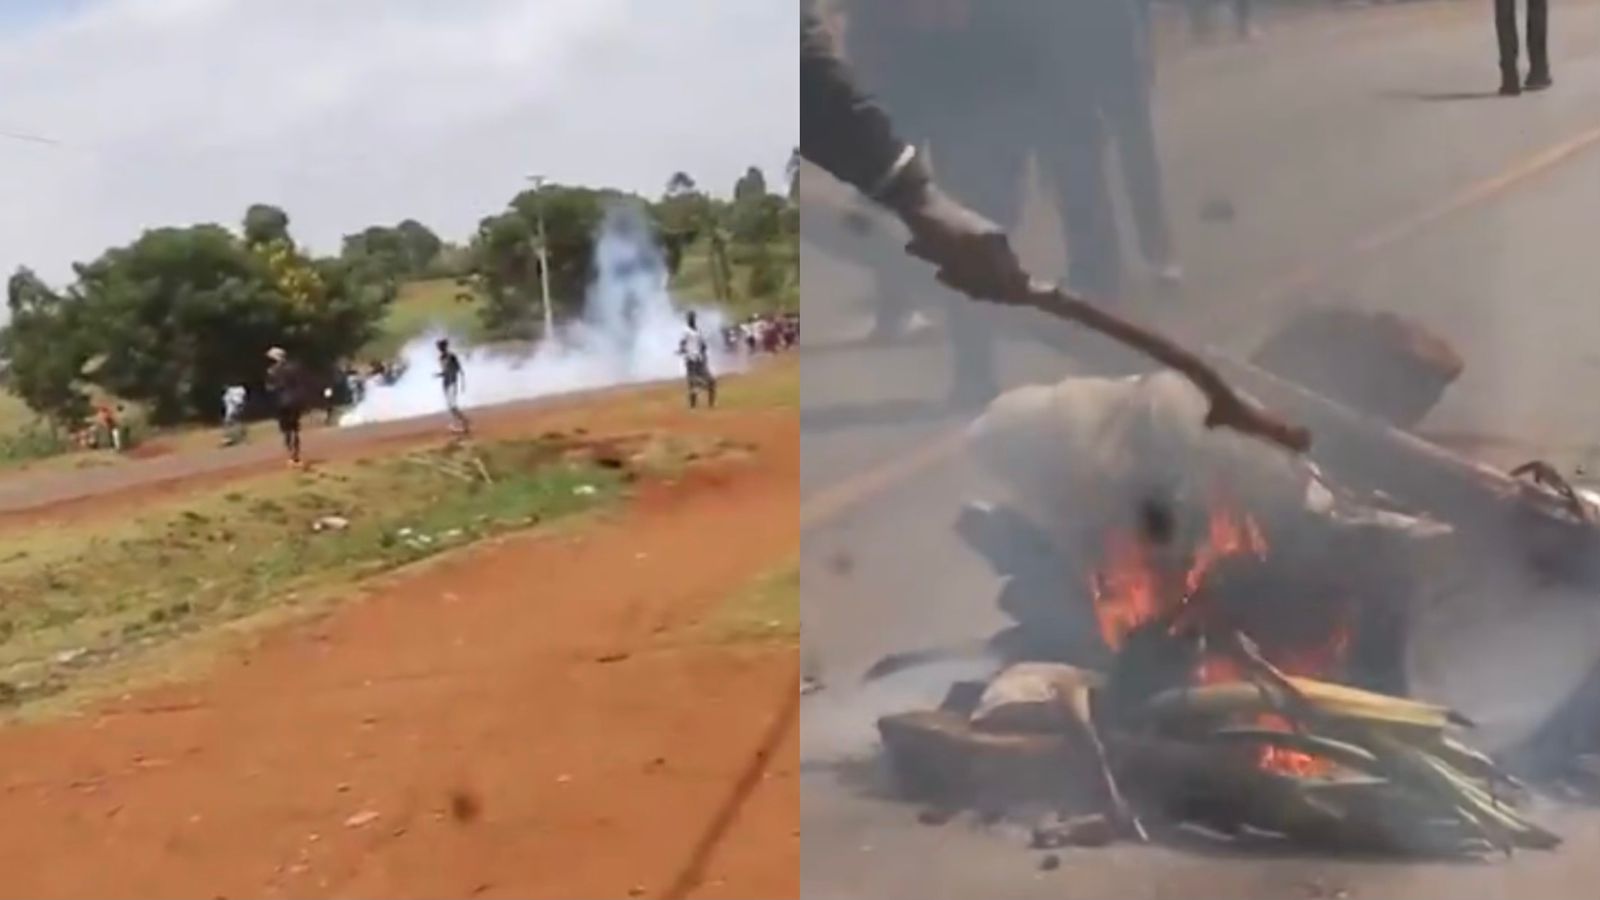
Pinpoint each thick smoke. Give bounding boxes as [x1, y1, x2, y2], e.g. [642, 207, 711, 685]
[341, 202, 739, 427]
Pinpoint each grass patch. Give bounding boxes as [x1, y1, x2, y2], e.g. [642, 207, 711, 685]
[716, 357, 798, 411]
[707, 560, 799, 643]
[671, 238, 798, 317]
[0, 390, 35, 435]
[0, 431, 717, 711]
[363, 277, 487, 360]
[0, 422, 73, 465]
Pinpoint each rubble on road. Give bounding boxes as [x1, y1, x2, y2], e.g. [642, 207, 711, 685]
[863, 369, 1600, 861]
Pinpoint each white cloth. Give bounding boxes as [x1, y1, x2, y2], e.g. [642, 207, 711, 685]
[680, 326, 708, 363]
[223, 385, 246, 417]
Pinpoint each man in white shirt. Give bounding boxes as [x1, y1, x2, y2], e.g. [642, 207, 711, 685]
[221, 384, 247, 446]
[678, 311, 717, 409]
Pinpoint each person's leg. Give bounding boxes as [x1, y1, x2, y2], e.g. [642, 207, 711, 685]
[1526, 0, 1550, 86]
[1186, 0, 1213, 39]
[1234, 0, 1253, 38]
[1104, 77, 1178, 281]
[925, 122, 1028, 408]
[1042, 104, 1123, 300]
[279, 410, 300, 463]
[1495, 0, 1521, 93]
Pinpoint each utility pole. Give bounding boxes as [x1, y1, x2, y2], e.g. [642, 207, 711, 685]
[525, 174, 555, 337]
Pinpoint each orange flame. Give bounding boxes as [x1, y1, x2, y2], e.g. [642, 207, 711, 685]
[1087, 492, 1353, 777]
[1090, 530, 1162, 650]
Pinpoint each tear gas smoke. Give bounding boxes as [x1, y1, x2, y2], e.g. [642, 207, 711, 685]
[340, 202, 740, 427]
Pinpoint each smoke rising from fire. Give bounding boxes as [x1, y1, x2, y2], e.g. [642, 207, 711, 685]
[340, 203, 740, 427]
[801, 659, 998, 763]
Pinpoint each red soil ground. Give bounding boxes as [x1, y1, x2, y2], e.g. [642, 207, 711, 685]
[0, 376, 799, 899]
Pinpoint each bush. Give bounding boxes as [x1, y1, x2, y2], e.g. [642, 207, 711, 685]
[746, 252, 784, 299]
[0, 423, 71, 463]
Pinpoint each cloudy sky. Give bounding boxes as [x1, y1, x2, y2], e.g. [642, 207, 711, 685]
[0, 0, 798, 286]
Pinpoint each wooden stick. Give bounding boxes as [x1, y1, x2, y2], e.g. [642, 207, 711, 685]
[1011, 281, 1312, 454]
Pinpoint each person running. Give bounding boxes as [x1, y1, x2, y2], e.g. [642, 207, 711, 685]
[221, 384, 248, 447]
[678, 311, 716, 409]
[436, 339, 470, 434]
[265, 347, 309, 467]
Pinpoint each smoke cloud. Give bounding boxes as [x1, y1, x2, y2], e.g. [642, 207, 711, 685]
[340, 202, 740, 426]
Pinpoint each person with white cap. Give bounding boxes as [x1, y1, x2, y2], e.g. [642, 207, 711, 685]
[265, 346, 309, 467]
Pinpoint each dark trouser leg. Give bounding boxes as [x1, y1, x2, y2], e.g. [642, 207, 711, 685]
[1527, 0, 1549, 79]
[1042, 108, 1123, 300]
[1234, 0, 1253, 36]
[1495, 0, 1520, 80]
[925, 125, 1029, 407]
[1104, 81, 1175, 271]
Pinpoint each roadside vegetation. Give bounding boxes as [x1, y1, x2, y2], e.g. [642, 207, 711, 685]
[0, 428, 737, 714]
[0, 156, 798, 469]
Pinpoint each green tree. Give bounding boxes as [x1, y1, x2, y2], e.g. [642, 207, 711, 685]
[730, 193, 786, 246]
[652, 173, 716, 276]
[20, 224, 391, 424]
[733, 165, 768, 203]
[341, 225, 410, 281]
[470, 183, 638, 338]
[395, 219, 443, 272]
[242, 203, 291, 248]
[339, 219, 443, 282]
[666, 171, 697, 197]
[471, 211, 539, 339]
[0, 268, 91, 430]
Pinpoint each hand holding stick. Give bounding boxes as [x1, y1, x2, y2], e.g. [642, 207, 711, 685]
[894, 175, 1309, 453]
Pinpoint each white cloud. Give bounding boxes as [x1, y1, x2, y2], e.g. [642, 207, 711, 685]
[0, 0, 798, 286]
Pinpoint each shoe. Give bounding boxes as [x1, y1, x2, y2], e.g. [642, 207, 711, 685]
[1499, 78, 1522, 96]
[1525, 70, 1552, 91]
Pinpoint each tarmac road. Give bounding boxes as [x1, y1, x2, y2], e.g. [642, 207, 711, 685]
[800, 0, 1600, 896]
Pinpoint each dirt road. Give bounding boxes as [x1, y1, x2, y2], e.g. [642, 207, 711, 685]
[0, 371, 799, 899]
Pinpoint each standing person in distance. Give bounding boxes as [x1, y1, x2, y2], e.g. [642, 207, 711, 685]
[221, 384, 248, 447]
[1495, 0, 1551, 95]
[678, 311, 717, 409]
[265, 347, 309, 468]
[436, 338, 471, 435]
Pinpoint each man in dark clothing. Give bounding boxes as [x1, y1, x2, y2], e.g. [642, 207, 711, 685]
[1063, 0, 1180, 289]
[265, 346, 308, 467]
[810, 1, 1043, 406]
[1496, 0, 1551, 95]
[800, 1, 1028, 308]
[436, 339, 470, 435]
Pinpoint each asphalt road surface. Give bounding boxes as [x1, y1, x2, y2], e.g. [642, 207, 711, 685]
[800, 1, 1600, 896]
